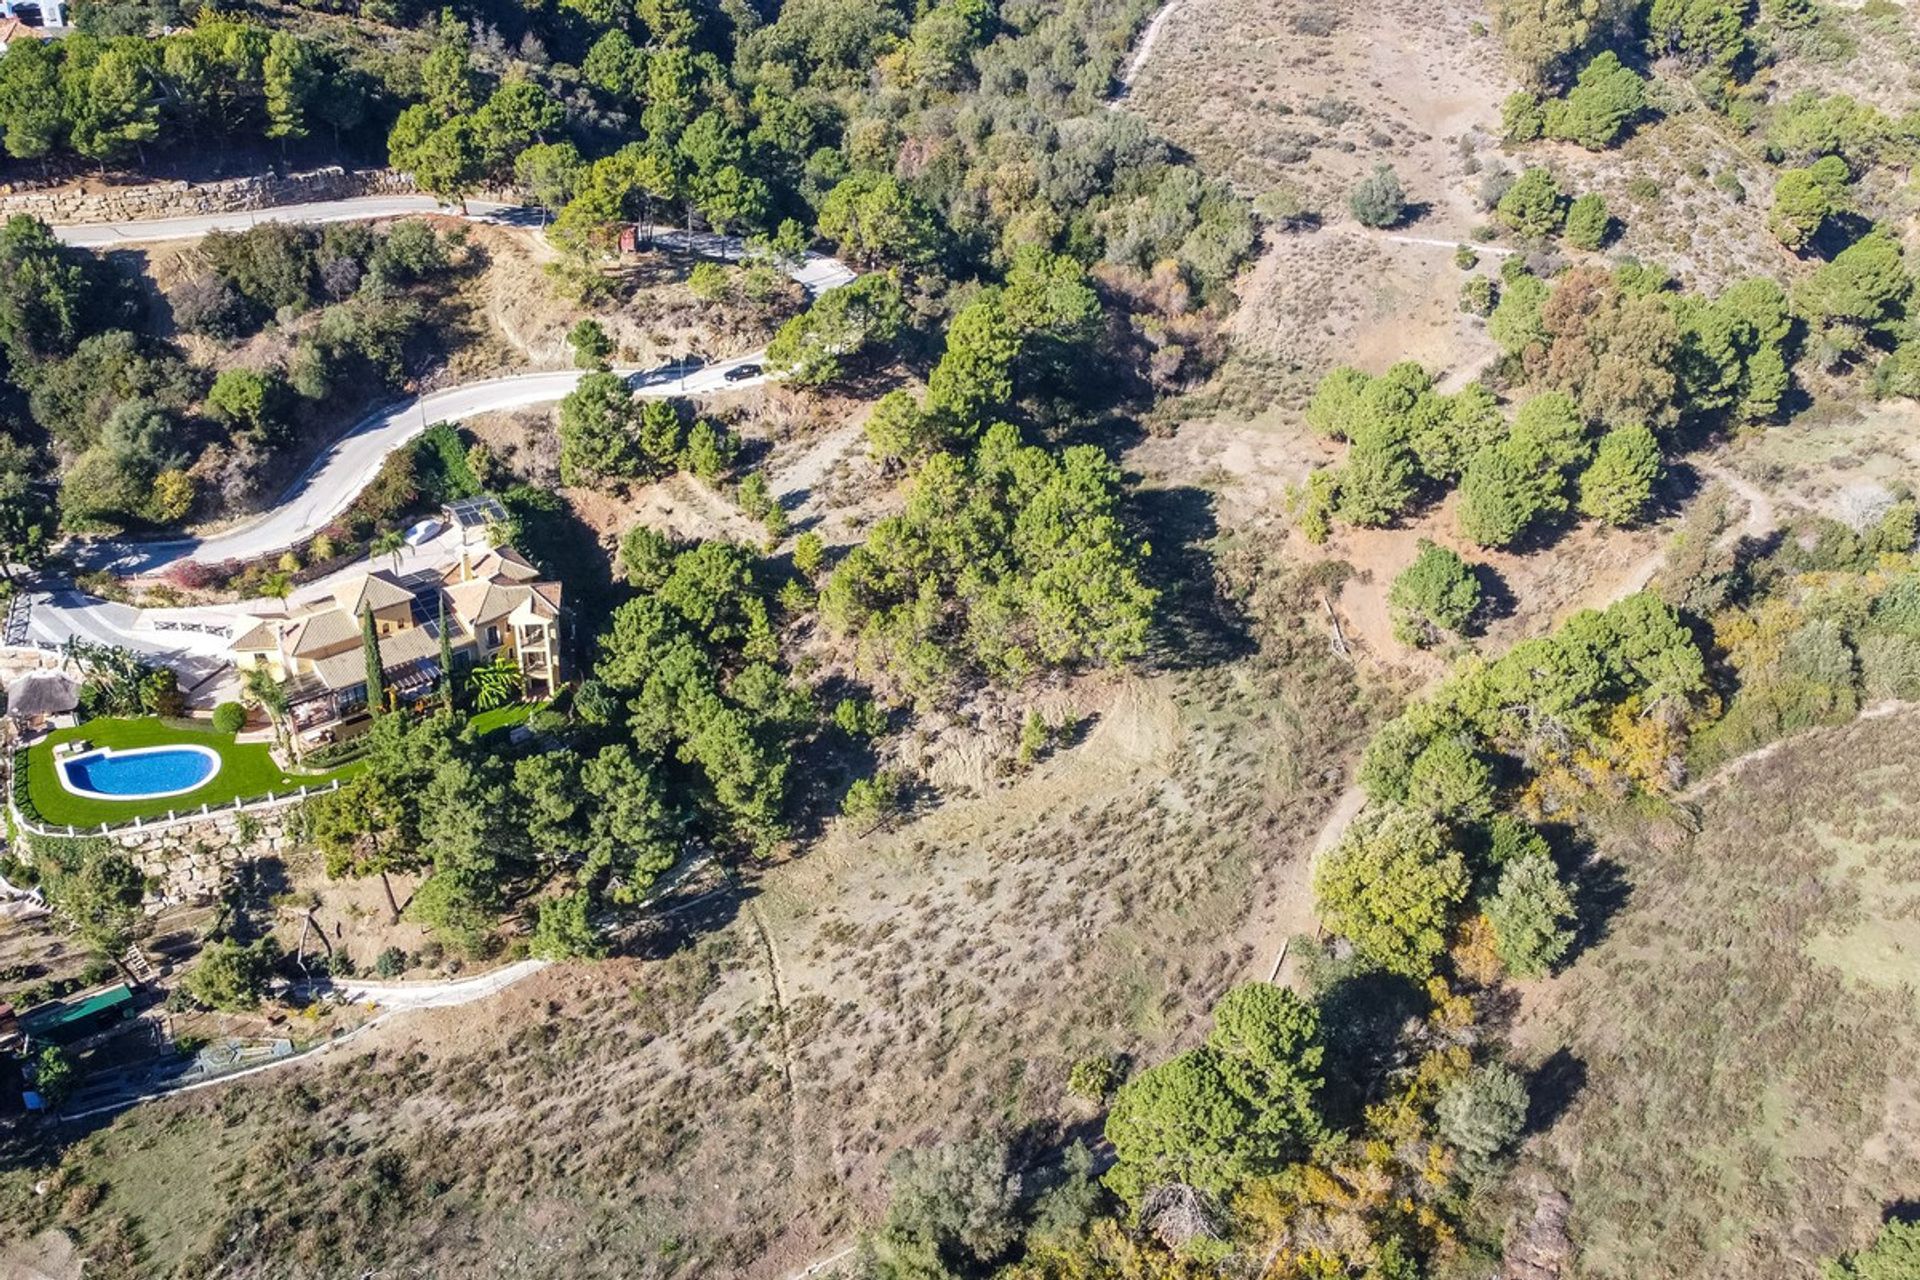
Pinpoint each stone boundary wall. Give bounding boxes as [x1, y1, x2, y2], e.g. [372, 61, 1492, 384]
[0, 166, 416, 226]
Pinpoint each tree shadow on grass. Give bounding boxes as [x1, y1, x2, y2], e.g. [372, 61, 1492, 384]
[1567, 853, 1633, 962]
[1130, 484, 1255, 674]
[223, 856, 292, 944]
[1524, 1046, 1588, 1136]
[617, 872, 751, 963]
[1471, 561, 1518, 631]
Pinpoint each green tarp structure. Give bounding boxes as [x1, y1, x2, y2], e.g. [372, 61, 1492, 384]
[20, 983, 133, 1040]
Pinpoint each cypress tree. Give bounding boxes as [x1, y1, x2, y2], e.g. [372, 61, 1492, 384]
[437, 593, 457, 713]
[361, 607, 386, 714]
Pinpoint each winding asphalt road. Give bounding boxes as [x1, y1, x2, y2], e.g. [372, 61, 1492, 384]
[49, 205, 857, 575]
[70, 359, 771, 575]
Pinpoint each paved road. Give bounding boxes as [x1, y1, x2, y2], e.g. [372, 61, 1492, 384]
[48, 201, 856, 576]
[70, 358, 775, 575]
[51, 196, 528, 247]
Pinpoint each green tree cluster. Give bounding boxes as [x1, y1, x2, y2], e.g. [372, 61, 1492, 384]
[387, 21, 565, 207]
[1302, 361, 1505, 530]
[1542, 52, 1647, 149]
[1494, 263, 1794, 427]
[1644, 0, 1750, 71]
[1388, 540, 1483, 647]
[1825, 1219, 1920, 1280]
[1769, 155, 1852, 252]
[591, 539, 820, 849]
[1362, 591, 1708, 822]
[184, 937, 281, 1011]
[823, 423, 1155, 692]
[1795, 231, 1913, 371]
[1496, 167, 1566, 241]
[1491, 0, 1636, 88]
[558, 381, 735, 488]
[0, 22, 368, 167]
[765, 273, 908, 385]
[1104, 983, 1325, 1205]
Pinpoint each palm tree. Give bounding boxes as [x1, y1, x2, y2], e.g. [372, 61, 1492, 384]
[242, 666, 297, 763]
[260, 571, 293, 602]
[371, 529, 405, 574]
[466, 655, 523, 710]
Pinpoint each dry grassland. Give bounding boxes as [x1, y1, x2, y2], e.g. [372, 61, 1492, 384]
[1512, 708, 1920, 1280]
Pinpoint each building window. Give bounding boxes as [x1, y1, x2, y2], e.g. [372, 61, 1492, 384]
[486, 625, 500, 647]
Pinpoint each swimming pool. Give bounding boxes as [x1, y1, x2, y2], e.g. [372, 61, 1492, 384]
[58, 744, 223, 801]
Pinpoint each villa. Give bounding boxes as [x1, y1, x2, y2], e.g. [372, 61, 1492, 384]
[229, 498, 564, 745]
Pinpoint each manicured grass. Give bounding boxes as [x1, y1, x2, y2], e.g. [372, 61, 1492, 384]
[466, 700, 543, 738]
[22, 717, 355, 828]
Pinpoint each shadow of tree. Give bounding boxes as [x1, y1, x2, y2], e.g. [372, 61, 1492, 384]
[1130, 484, 1255, 673]
[1315, 967, 1428, 1128]
[1568, 854, 1633, 961]
[1525, 1045, 1588, 1136]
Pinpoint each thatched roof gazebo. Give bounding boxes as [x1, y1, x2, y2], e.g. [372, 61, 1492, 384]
[6, 669, 79, 731]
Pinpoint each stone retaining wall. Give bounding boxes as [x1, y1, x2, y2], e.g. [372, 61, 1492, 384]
[116, 804, 301, 907]
[0, 166, 415, 225]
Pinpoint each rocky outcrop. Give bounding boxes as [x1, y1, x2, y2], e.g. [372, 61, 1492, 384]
[1503, 1180, 1573, 1280]
[0, 166, 415, 225]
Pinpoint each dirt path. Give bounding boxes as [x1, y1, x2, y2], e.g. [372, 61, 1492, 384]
[1105, 0, 1188, 105]
[1256, 781, 1364, 988]
[1683, 699, 1916, 802]
[1380, 232, 1519, 256]
[781, 1243, 857, 1280]
[1693, 458, 1779, 542]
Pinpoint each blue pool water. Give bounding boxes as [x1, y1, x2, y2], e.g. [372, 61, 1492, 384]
[60, 746, 221, 799]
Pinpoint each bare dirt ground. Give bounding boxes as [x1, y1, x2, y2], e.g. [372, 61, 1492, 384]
[468, 228, 802, 378]
[1765, 0, 1920, 116]
[1125, 0, 1510, 217]
[1127, 0, 1510, 429]
[1537, 116, 1796, 293]
[1719, 398, 1920, 525]
[268, 851, 436, 978]
[465, 381, 892, 558]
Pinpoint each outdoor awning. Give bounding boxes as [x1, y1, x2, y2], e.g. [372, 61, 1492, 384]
[20, 982, 133, 1037]
[390, 659, 441, 696]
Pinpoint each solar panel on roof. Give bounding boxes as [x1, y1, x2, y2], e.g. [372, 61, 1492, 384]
[445, 495, 508, 529]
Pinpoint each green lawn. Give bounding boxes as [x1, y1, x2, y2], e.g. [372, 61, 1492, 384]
[22, 717, 354, 828]
[466, 699, 544, 739]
